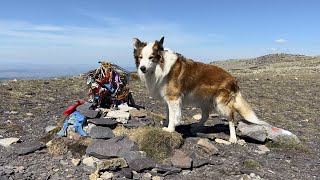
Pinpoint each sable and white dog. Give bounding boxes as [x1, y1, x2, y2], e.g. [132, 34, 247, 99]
[133, 37, 268, 143]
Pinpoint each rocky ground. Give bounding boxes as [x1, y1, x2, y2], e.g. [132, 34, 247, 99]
[0, 54, 319, 180]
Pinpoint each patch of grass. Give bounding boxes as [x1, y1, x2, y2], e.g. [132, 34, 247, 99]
[48, 139, 69, 156]
[266, 140, 310, 153]
[9, 91, 24, 98]
[112, 126, 131, 137]
[147, 112, 165, 122]
[1, 123, 24, 134]
[68, 140, 88, 157]
[113, 126, 183, 161]
[244, 159, 262, 171]
[130, 127, 183, 161]
[130, 73, 139, 80]
[47, 137, 92, 157]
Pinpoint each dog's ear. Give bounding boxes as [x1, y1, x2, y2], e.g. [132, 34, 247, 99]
[154, 36, 164, 50]
[159, 36, 164, 46]
[133, 38, 142, 49]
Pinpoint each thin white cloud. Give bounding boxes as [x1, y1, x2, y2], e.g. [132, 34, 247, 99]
[32, 25, 65, 31]
[274, 38, 288, 44]
[0, 18, 227, 65]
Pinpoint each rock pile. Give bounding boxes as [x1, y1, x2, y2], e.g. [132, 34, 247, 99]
[1, 100, 302, 179]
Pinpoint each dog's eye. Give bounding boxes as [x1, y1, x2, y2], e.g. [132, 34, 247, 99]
[139, 56, 142, 59]
[149, 56, 154, 60]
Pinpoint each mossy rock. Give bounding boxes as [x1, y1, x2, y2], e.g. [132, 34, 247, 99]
[265, 139, 309, 153]
[243, 159, 262, 171]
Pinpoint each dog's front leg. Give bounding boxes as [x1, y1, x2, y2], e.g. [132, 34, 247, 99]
[163, 103, 169, 126]
[163, 98, 182, 132]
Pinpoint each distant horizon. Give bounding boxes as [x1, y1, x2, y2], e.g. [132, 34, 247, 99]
[0, 52, 319, 66]
[1, 52, 318, 80]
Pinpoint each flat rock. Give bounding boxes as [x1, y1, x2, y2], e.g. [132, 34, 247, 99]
[123, 118, 153, 128]
[237, 122, 301, 145]
[127, 157, 156, 172]
[71, 158, 81, 166]
[129, 109, 147, 118]
[171, 149, 192, 169]
[87, 118, 117, 126]
[45, 125, 58, 133]
[0, 138, 20, 148]
[118, 103, 135, 111]
[197, 138, 219, 155]
[192, 114, 202, 120]
[237, 122, 267, 142]
[97, 158, 127, 171]
[85, 123, 96, 134]
[152, 176, 163, 180]
[118, 168, 133, 179]
[152, 164, 182, 175]
[215, 138, 231, 145]
[89, 126, 114, 139]
[12, 141, 46, 155]
[189, 152, 224, 168]
[142, 172, 152, 180]
[83, 156, 100, 168]
[255, 145, 270, 154]
[76, 103, 99, 118]
[86, 136, 138, 159]
[121, 151, 156, 172]
[264, 125, 301, 145]
[100, 172, 114, 180]
[107, 110, 130, 120]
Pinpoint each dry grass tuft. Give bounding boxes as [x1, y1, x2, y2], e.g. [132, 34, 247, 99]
[244, 159, 262, 170]
[113, 126, 183, 161]
[47, 137, 92, 157]
[48, 139, 69, 156]
[130, 73, 139, 80]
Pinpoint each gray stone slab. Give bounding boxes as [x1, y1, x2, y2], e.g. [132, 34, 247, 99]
[12, 141, 46, 155]
[89, 126, 114, 139]
[76, 103, 99, 118]
[236, 121, 267, 142]
[87, 118, 117, 126]
[86, 136, 138, 159]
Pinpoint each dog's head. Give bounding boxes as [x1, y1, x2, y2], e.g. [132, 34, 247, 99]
[133, 37, 164, 74]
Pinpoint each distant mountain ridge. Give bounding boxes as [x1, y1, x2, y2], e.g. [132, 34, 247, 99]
[210, 53, 320, 70]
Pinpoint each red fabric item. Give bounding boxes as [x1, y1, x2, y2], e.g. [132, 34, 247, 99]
[63, 99, 85, 116]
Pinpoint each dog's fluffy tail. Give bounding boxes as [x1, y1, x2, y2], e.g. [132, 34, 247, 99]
[233, 92, 269, 125]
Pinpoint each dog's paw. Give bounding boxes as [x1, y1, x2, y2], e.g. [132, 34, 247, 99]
[229, 137, 237, 144]
[162, 127, 175, 133]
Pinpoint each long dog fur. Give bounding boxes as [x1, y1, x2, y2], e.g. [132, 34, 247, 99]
[133, 37, 268, 143]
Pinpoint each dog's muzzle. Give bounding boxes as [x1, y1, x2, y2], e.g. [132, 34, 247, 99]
[140, 66, 147, 73]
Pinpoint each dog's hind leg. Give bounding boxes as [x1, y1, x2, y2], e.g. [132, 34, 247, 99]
[216, 94, 238, 143]
[227, 110, 237, 143]
[163, 98, 182, 133]
[191, 108, 209, 133]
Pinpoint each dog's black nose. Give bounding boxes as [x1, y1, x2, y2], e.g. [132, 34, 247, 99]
[140, 66, 147, 73]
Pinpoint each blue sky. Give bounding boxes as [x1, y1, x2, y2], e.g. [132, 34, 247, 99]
[0, 0, 319, 68]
